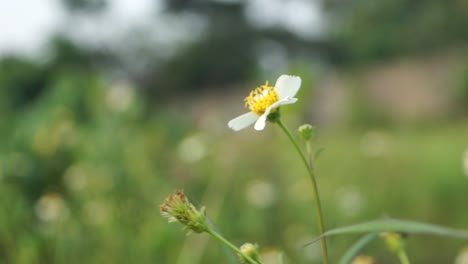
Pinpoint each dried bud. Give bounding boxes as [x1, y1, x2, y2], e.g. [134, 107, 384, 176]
[239, 243, 260, 263]
[297, 124, 315, 141]
[160, 190, 208, 234]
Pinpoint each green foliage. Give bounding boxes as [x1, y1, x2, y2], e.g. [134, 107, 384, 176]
[0, 57, 48, 110]
[1, 72, 467, 262]
[0, 68, 181, 263]
[455, 60, 468, 112]
[332, 0, 468, 63]
[1, 1, 468, 262]
[339, 233, 378, 264]
[309, 219, 468, 244]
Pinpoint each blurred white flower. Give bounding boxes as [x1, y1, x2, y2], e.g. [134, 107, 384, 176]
[360, 130, 392, 157]
[351, 255, 375, 264]
[63, 164, 88, 192]
[260, 248, 284, 264]
[84, 200, 110, 226]
[178, 134, 207, 163]
[35, 192, 69, 223]
[297, 236, 321, 262]
[228, 75, 301, 131]
[245, 180, 277, 208]
[33, 119, 75, 156]
[106, 80, 135, 112]
[456, 246, 468, 264]
[337, 186, 365, 217]
[463, 148, 468, 178]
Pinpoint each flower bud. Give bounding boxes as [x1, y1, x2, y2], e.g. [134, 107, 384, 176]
[352, 255, 375, 264]
[380, 232, 406, 253]
[239, 243, 260, 263]
[160, 190, 208, 234]
[298, 124, 315, 141]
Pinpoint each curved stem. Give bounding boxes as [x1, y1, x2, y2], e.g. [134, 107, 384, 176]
[206, 227, 260, 264]
[276, 119, 329, 264]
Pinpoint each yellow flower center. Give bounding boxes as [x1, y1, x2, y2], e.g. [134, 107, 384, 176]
[244, 81, 278, 115]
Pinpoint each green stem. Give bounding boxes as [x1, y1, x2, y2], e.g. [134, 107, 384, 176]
[276, 119, 329, 264]
[305, 140, 313, 170]
[206, 227, 260, 264]
[397, 250, 410, 264]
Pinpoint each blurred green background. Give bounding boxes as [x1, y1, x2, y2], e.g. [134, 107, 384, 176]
[0, 0, 467, 263]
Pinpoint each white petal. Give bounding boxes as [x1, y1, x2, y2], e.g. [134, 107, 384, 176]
[254, 113, 268, 131]
[277, 96, 298, 106]
[253, 97, 298, 131]
[254, 104, 275, 131]
[274, 75, 301, 100]
[228, 112, 258, 131]
[267, 96, 298, 110]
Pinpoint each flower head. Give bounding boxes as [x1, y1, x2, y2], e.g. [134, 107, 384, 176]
[351, 255, 375, 264]
[228, 75, 301, 131]
[160, 190, 208, 234]
[239, 243, 260, 263]
[298, 124, 315, 141]
[380, 232, 407, 253]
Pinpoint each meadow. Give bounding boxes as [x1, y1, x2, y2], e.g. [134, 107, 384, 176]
[1, 72, 467, 263]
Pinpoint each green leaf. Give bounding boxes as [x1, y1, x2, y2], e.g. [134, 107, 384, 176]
[338, 232, 378, 264]
[305, 218, 468, 247]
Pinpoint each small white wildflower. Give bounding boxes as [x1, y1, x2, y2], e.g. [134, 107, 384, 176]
[360, 130, 392, 157]
[228, 75, 301, 131]
[178, 134, 206, 163]
[35, 192, 69, 223]
[63, 164, 88, 192]
[337, 186, 365, 217]
[455, 246, 468, 264]
[106, 81, 135, 112]
[245, 180, 276, 208]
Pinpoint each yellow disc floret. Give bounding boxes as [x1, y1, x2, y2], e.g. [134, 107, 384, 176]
[244, 81, 279, 115]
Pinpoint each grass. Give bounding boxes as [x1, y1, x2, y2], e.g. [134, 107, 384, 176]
[0, 80, 467, 263]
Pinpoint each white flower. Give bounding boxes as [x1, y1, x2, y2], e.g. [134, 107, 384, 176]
[228, 75, 301, 131]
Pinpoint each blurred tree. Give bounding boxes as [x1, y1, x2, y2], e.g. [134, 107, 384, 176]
[455, 62, 468, 113]
[148, 2, 257, 97]
[143, 0, 328, 99]
[0, 57, 48, 111]
[5, 0, 467, 101]
[47, 36, 115, 74]
[0, 36, 111, 113]
[61, 0, 107, 13]
[328, 0, 468, 64]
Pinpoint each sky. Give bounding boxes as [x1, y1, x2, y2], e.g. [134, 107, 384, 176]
[0, 0, 323, 57]
[0, 0, 64, 56]
[0, 0, 156, 56]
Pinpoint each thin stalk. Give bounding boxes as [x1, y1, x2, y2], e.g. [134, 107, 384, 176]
[305, 140, 313, 170]
[397, 250, 410, 264]
[276, 119, 329, 264]
[206, 227, 260, 264]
